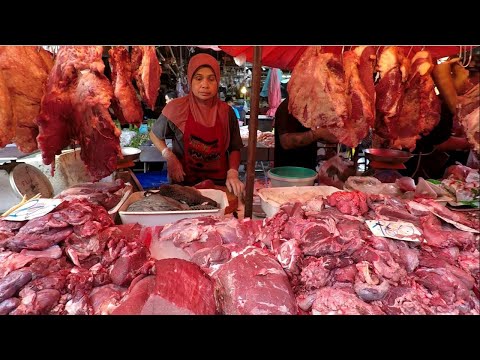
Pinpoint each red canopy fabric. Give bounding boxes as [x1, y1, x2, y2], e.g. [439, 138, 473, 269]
[220, 46, 463, 70]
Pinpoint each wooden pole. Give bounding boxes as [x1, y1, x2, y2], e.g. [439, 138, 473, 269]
[244, 46, 262, 219]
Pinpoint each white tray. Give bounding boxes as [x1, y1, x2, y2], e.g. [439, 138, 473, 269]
[118, 188, 228, 226]
[258, 185, 340, 218]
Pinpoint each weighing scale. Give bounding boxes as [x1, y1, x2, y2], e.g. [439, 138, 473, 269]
[364, 148, 413, 171]
[0, 161, 54, 212]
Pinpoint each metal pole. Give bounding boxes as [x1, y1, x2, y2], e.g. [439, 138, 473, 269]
[244, 46, 262, 218]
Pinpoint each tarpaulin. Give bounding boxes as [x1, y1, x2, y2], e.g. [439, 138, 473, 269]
[260, 68, 283, 97]
[220, 46, 464, 70]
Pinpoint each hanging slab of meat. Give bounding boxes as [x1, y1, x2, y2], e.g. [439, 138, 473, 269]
[391, 51, 440, 150]
[108, 47, 143, 126]
[287, 46, 348, 130]
[356, 46, 376, 105]
[0, 46, 53, 152]
[334, 47, 375, 147]
[374, 46, 410, 141]
[456, 83, 480, 153]
[131, 46, 161, 110]
[0, 70, 13, 147]
[37, 46, 105, 166]
[72, 72, 121, 180]
[37, 46, 121, 181]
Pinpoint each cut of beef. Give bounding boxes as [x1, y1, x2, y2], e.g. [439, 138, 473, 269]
[335, 47, 375, 147]
[288, 47, 348, 130]
[214, 246, 297, 315]
[111, 275, 155, 315]
[56, 179, 125, 210]
[0, 297, 20, 315]
[391, 51, 440, 150]
[0, 46, 54, 152]
[36, 46, 121, 181]
[131, 46, 161, 110]
[0, 70, 13, 148]
[108, 46, 143, 126]
[456, 83, 479, 152]
[142, 259, 216, 315]
[312, 287, 385, 315]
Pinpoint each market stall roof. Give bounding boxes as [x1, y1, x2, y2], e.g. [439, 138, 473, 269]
[219, 46, 464, 70]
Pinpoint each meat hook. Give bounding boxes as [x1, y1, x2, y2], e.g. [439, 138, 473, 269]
[461, 45, 473, 68]
[406, 46, 414, 58]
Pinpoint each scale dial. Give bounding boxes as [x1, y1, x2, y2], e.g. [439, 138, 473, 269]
[10, 163, 54, 199]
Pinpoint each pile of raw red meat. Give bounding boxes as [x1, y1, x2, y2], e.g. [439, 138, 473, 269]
[1, 179, 478, 315]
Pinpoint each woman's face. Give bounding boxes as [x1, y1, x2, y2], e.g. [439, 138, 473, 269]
[165, 95, 172, 103]
[191, 66, 217, 101]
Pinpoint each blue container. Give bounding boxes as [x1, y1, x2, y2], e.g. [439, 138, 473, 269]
[138, 124, 149, 134]
[135, 170, 169, 190]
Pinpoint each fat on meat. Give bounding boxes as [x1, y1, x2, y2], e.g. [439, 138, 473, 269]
[0, 46, 53, 152]
[287, 46, 348, 130]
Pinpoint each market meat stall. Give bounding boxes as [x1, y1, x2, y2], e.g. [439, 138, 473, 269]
[0, 45, 478, 315]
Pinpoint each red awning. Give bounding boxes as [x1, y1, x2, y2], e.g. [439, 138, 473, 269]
[220, 46, 463, 70]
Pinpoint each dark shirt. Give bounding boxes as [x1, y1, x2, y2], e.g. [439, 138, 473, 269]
[274, 99, 318, 170]
[151, 107, 244, 160]
[402, 102, 454, 179]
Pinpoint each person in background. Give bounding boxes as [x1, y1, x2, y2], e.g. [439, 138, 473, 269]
[225, 96, 240, 120]
[165, 90, 177, 104]
[274, 96, 338, 170]
[149, 54, 245, 197]
[401, 101, 471, 180]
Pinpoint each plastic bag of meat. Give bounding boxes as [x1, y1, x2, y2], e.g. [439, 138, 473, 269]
[317, 155, 354, 189]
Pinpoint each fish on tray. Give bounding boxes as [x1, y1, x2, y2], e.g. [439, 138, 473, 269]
[158, 184, 218, 207]
[126, 188, 218, 212]
[127, 193, 190, 212]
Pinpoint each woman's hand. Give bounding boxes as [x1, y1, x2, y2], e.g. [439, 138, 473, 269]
[162, 148, 185, 183]
[226, 169, 245, 197]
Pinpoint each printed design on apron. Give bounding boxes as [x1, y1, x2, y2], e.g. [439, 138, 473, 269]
[187, 134, 221, 163]
[182, 110, 228, 184]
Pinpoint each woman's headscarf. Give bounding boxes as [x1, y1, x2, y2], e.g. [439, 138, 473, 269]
[162, 54, 230, 139]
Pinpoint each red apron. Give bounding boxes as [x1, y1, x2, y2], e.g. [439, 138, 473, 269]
[181, 110, 228, 186]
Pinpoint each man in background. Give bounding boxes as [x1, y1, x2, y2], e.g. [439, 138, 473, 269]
[225, 96, 240, 120]
[165, 90, 177, 104]
[274, 96, 338, 170]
